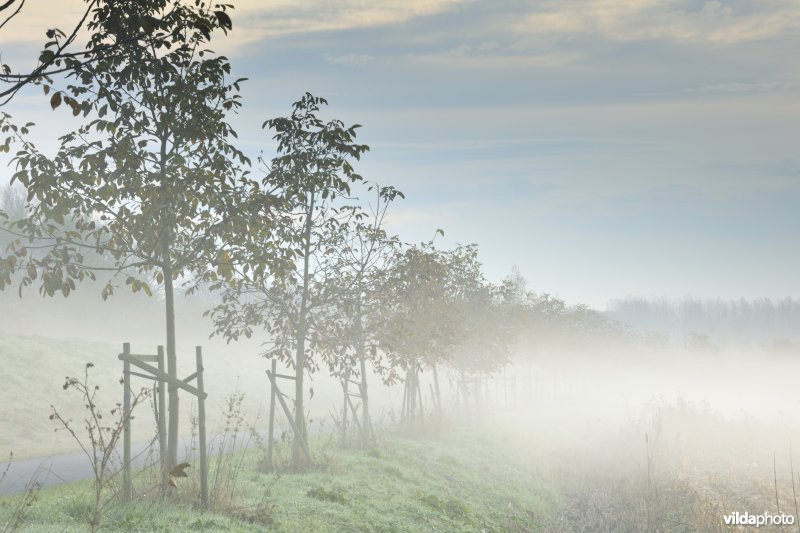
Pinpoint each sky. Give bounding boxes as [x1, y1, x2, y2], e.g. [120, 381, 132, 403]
[1, 0, 799, 309]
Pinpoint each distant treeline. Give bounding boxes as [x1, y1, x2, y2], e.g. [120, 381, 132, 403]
[606, 296, 800, 343]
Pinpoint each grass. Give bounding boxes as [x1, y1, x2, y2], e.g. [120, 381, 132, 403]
[0, 333, 348, 460]
[0, 428, 553, 532]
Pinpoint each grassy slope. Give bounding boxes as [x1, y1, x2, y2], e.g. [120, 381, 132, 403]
[0, 333, 354, 459]
[1, 429, 553, 532]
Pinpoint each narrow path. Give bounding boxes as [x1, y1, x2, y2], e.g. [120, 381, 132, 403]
[0, 427, 300, 496]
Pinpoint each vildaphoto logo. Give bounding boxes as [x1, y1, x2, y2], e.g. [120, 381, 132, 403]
[723, 511, 795, 527]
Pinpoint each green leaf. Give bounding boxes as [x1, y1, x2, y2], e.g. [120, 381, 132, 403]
[214, 11, 232, 31]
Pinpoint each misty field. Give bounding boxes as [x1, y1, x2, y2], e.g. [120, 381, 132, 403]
[2, 0, 799, 531]
[4, 330, 800, 531]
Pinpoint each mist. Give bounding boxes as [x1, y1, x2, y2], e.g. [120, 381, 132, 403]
[2, 0, 799, 531]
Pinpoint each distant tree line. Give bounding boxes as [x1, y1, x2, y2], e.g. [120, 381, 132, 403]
[606, 296, 800, 344]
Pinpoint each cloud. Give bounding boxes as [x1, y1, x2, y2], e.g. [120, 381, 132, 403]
[512, 0, 800, 46]
[0, 0, 471, 57]
[324, 52, 373, 67]
[226, 0, 470, 50]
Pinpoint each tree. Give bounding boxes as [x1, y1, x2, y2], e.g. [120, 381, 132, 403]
[323, 183, 402, 447]
[0, 0, 270, 475]
[0, 0, 203, 106]
[449, 280, 514, 377]
[209, 93, 369, 468]
[372, 240, 468, 427]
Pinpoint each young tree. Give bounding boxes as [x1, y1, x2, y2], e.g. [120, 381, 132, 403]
[0, 0, 200, 105]
[323, 184, 402, 447]
[209, 93, 369, 468]
[372, 240, 462, 427]
[0, 1, 271, 474]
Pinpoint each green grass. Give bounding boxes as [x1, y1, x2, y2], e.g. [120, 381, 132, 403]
[0, 428, 553, 532]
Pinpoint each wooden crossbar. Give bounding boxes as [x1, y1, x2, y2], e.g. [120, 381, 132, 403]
[129, 370, 158, 381]
[119, 353, 160, 362]
[118, 354, 207, 399]
[266, 370, 312, 464]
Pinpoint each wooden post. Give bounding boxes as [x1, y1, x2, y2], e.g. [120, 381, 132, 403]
[266, 370, 312, 465]
[196, 347, 208, 506]
[266, 359, 276, 471]
[157, 345, 167, 493]
[122, 342, 132, 501]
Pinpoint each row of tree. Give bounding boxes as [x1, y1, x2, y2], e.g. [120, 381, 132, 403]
[0, 0, 623, 473]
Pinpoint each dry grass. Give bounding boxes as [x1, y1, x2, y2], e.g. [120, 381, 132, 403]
[523, 398, 800, 532]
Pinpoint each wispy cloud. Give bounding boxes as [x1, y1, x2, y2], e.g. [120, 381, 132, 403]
[512, 0, 800, 46]
[228, 0, 469, 49]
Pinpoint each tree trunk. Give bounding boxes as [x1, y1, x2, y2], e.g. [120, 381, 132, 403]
[292, 191, 315, 469]
[355, 302, 372, 447]
[359, 348, 372, 447]
[163, 260, 179, 473]
[433, 364, 442, 412]
[404, 367, 417, 430]
[292, 300, 308, 468]
[158, 131, 178, 476]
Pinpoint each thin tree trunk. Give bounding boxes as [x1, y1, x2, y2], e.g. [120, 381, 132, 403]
[355, 302, 372, 447]
[158, 130, 178, 476]
[405, 367, 417, 430]
[292, 191, 315, 468]
[293, 315, 308, 467]
[432, 364, 442, 415]
[163, 259, 178, 473]
[359, 348, 371, 447]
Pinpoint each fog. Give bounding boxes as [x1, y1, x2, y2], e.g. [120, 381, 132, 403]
[3, 263, 800, 529]
[1, 1, 798, 529]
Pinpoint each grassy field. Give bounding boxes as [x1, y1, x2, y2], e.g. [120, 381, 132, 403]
[0, 427, 554, 532]
[6, 332, 800, 531]
[0, 333, 381, 459]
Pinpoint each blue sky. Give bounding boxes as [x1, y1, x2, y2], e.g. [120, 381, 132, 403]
[2, 0, 799, 308]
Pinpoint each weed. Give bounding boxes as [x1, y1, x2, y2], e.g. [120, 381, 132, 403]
[49, 362, 152, 532]
[307, 485, 350, 505]
[0, 453, 41, 532]
[419, 492, 470, 521]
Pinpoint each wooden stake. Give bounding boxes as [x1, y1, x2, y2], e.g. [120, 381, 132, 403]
[267, 370, 312, 464]
[122, 342, 132, 501]
[196, 347, 208, 506]
[157, 345, 167, 493]
[267, 359, 276, 471]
